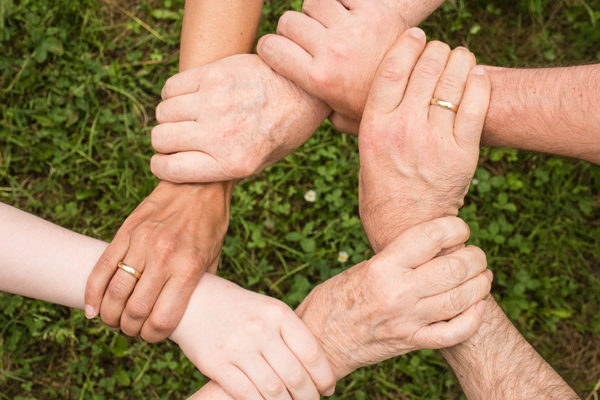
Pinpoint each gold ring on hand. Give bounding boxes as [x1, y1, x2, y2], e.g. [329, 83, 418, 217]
[430, 98, 459, 113]
[117, 262, 142, 279]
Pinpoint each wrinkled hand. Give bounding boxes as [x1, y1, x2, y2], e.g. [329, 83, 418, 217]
[185, 217, 492, 400]
[257, 0, 407, 134]
[170, 273, 336, 400]
[358, 29, 491, 251]
[150, 54, 330, 183]
[85, 181, 232, 342]
[296, 217, 491, 378]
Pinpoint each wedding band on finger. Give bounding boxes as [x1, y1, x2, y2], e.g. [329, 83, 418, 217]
[117, 262, 142, 280]
[430, 98, 459, 113]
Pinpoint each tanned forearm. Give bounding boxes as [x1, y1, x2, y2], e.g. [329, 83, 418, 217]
[483, 65, 600, 164]
[441, 296, 580, 400]
[179, 0, 263, 70]
[172, 0, 264, 225]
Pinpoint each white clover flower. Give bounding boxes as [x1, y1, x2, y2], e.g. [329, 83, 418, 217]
[304, 190, 317, 202]
[337, 251, 349, 263]
[471, 178, 479, 185]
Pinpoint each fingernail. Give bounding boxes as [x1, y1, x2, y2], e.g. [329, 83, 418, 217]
[486, 269, 494, 281]
[472, 65, 486, 75]
[324, 387, 335, 396]
[476, 300, 486, 316]
[408, 27, 425, 39]
[456, 46, 469, 52]
[85, 304, 96, 319]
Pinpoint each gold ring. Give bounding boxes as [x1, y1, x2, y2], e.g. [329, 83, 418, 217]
[430, 98, 459, 113]
[117, 262, 142, 279]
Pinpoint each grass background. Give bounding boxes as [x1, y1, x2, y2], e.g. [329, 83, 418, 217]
[1, 0, 599, 398]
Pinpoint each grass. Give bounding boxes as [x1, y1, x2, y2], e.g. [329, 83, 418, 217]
[1, 0, 599, 398]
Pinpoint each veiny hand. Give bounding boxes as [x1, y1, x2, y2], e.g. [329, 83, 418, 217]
[358, 28, 491, 252]
[170, 273, 336, 400]
[296, 217, 492, 378]
[257, 0, 407, 134]
[150, 54, 330, 183]
[85, 181, 232, 342]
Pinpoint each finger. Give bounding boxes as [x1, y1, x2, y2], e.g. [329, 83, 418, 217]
[160, 67, 205, 100]
[401, 40, 451, 114]
[364, 27, 426, 115]
[418, 271, 493, 323]
[151, 121, 210, 154]
[140, 275, 199, 342]
[302, 0, 348, 27]
[276, 11, 326, 56]
[150, 152, 227, 183]
[99, 249, 145, 329]
[375, 216, 471, 270]
[236, 356, 292, 400]
[413, 300, 487, 349]
[281, 314, 336, 396]
[213, 365, 264, 400]
[120, 262, 168, 337]
[84, 231, 129, 318]
[155, 93, 202, 123]
[328, 112, 359, 135]
[412, 245, 487, 297]
[429, 47, 476, 131]
[262, 344, 322, 399]
[257, 34, 313, 90]
[454, 65, 491, 150]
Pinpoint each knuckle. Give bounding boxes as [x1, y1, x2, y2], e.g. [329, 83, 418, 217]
[264, 380, 285, 397]
[308, 67, 331, 89]
[150, 125, 165, 151]
[326, 41, 352, 60]
[421, 220, 445, 245]
[379, 56, 408, 83]
[415, 59, 442, 78]
[469, 246, 488, 269]
[449, 287, 468, 314]
[154, 236, 177, 257]
[438, 74, 464, 93]
[125, 300, 152, 320]
[148, 311, 177, 334]
[288, 368, 307, 389]
[446, 256, 468, 283]
[106, 279, 132, 301]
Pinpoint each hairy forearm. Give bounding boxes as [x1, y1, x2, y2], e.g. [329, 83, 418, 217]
[483, 65, 600, 164]
[441, 295, 579, 400]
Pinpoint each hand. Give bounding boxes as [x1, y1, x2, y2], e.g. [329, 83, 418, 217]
[84, 181, 232, 342]
[184, 217, 491, 400]
[257, 0, 407, 134]
[150, 54, 330, 183]
[170, 273, 336, 400]
[358, 29, 491, 252]
[296, 217, 492, 378]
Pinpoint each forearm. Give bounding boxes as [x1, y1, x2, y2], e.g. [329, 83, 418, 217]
[441, 295, 579, 400]
[483, 65, 600, 164]
[180, 0, 263, 70]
